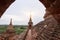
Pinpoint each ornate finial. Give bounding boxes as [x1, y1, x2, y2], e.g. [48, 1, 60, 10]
[30, 13, 31, 18]
[29, 13, 32, 22]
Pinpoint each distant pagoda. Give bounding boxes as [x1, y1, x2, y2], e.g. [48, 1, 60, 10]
[6, 18, 15, 33]
[0, 19, 17, 40]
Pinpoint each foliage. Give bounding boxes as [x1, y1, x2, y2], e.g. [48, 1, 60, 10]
[0, 25, 26, 34]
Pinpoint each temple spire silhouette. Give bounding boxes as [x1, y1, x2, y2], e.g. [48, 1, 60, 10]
[7, 18, 13, 30]
[10, 18, 12, 25]
[28, 14, 33, 29]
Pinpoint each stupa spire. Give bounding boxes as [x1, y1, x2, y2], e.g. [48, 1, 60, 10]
[10, 18, 12, 25]
[29, 13, 32, 22]
[28, 14, 33, 29]
[7, 18, 13, 30]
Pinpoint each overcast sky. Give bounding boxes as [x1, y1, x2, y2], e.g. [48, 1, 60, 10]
[0, 0, 45, 25]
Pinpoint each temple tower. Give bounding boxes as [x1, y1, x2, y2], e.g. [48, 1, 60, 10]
[6, 18, 15, 33]
[28, 14, 33, 29]
[0, 19, 17, 40]
[7, 19, 14, 30]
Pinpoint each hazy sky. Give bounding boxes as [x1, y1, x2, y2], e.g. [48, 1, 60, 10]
[0, 0, 45, 25]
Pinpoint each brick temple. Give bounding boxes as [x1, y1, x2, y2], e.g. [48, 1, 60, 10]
[0, 19, 19, 40]
[32, 0, 60, 40]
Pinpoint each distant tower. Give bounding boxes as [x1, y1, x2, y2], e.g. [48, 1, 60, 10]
[28, 14, 33, 29]
[7, 18, 14, 30]
[1, 19, 16, 40]
[6, 18, 15, 36]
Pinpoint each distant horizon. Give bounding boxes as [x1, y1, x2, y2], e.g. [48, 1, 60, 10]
[0, 24, 27, 25]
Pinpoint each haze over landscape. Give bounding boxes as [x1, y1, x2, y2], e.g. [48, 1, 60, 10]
[0, 0, 45, 25]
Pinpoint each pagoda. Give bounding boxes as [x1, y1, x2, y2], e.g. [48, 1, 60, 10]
[0, 19, 17, 40]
